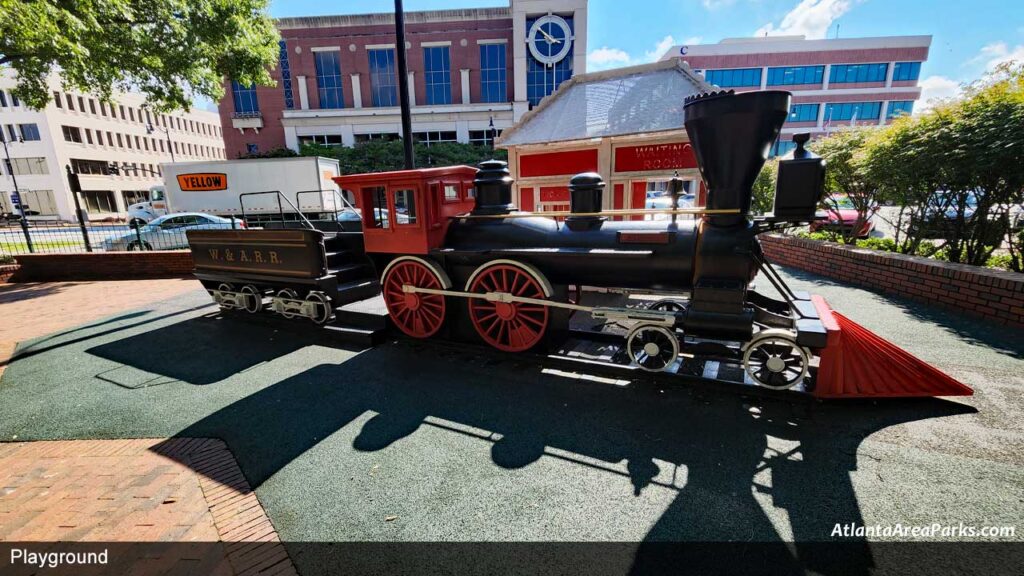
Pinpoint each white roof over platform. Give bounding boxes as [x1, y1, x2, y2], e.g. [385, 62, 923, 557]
[498, 59, 712, 148]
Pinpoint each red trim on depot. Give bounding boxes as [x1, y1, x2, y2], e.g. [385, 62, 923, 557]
[630, 181, 647, 221]
[697, 181, 707, 207]
[539, 186, 569, 203]
[613, 183, 624, 210]
[519, 149, 599, 178]
[614, 142, 696, 173]
[519, 187, 535, 212]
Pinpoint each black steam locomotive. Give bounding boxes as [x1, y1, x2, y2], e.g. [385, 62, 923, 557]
[187, 89, 972, 399]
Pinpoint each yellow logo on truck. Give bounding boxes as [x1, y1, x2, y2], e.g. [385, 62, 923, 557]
[177, 173, 228, 191]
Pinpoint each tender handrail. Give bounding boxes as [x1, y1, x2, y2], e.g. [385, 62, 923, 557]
[239, 190, 316, 230]
[294, 189, 358, 218]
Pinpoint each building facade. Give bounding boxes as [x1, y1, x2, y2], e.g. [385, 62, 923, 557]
[0, 71, 225, 222]
[218, 0, 588, 158]
[660, 35, 931, 156]
[497, 59, 712, 213]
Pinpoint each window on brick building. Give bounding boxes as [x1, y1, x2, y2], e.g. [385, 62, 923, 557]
[829, 63, 888, 84]
[704, 68, 762, 88]
[423, 46, 452, 105]
[368, 48, 398, 107]
[480, 43, 507, 103]
[314, 50, 345, 109]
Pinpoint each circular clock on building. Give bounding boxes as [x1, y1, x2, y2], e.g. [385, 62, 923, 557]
[527, 15, 573, 65]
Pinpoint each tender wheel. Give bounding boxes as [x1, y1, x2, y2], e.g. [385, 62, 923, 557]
[382, 258, 447, 338]
[626, 325, 680, 373]
[647, 299, 685, 312]
[305, 291, 334, 325]
[467, 263, 549, 352]
[276, 288, 299, 319]
[216, 283, 235, 309]
[742, 330, 811, 390]
[240, 285, 263, 314]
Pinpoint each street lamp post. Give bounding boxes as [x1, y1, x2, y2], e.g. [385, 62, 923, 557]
[147, 123, 176, 162]
[1, 135, 34, 253]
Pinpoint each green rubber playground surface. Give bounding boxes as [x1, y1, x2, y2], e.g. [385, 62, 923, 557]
[0, 267, 1021, 573]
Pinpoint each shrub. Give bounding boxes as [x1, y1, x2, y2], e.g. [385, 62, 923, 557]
[984, 253, 1013, 270]
[855, 237, 897, 252]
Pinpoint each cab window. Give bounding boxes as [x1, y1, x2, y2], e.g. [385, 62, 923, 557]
[367, 186, 389, 228]
[443, 184, 459, 202]
[394, 189, 417, 225]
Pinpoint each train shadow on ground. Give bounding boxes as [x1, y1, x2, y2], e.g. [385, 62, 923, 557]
[772, 266, 1023, 358]
[143, 337, 975, 576]
[86, 312, 363, 385]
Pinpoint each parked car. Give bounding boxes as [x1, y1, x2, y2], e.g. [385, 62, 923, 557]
[910, 191, 978, 238]
[809, 194, 876, 238]
[101, 213, 241, 251]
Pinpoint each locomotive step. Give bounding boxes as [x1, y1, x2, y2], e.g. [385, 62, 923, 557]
[328, 262, 373, 282]
[334, 278, 382, 305]
[335, 294, 389, 330]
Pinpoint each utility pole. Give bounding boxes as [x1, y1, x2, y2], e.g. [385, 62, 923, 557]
[148, 123, 176, 162]
[394, 0, 415, 169]
[65, 165, 92, 252]
[1, 135, 34, 253]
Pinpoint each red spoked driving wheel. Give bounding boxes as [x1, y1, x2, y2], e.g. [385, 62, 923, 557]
[382, 258, 447, 338]
[468, 263, 549, 352]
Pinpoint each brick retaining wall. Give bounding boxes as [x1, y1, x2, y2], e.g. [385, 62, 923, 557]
[760, 234, 1024, 328]
[11, 251, 195, 282]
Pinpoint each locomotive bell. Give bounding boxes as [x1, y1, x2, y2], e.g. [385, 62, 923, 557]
[683, 90, 791, 226]
[772, 133, 826, 221]
[566, 172, 605, 231]
[473, 159, 516, 215]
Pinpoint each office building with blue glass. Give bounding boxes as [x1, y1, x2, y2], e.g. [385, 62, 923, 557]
[660, 34, 931, 157]
[219, 0, 588, 158]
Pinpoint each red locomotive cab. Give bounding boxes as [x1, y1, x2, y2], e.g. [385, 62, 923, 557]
[334, 166, 477, 255]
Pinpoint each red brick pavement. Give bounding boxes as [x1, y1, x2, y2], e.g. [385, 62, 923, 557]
[0, 439, 296, 575]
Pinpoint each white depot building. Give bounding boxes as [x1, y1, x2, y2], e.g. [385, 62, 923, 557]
[0, 70, 226, 222]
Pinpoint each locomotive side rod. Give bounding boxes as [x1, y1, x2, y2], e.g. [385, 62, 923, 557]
[401, 284, 676, 325]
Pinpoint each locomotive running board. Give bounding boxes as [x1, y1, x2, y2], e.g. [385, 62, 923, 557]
[810, 296, 973, 398]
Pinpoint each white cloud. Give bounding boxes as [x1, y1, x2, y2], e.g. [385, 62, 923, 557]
[644, 35, 677, 62]
[586, 46, 633, 71]
[917, 75, 962, 112]
[586, 35, 693, 71]
[702, 0, 736, 10]
[974, 41, 1024, 72]
[755, 0, 851, 40]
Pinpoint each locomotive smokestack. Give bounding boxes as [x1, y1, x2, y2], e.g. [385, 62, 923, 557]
[472, 159, 516, 215]
[683, 90, 791, 226]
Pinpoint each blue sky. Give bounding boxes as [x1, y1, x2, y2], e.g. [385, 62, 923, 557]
[264, 0, 1024, 110]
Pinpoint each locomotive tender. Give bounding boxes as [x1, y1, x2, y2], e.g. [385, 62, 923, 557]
[187, 89, 972, 399]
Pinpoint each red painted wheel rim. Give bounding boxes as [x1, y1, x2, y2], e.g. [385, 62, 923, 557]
[468, 264, 549, 352]
[383, 260, 446, 338]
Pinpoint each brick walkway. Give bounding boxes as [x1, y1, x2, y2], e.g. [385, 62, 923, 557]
[0, 439, 296, 575]
[1, 279, 295, 573]
[0, 278, 202, 379]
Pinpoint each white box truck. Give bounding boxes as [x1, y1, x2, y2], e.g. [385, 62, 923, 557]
[127, 157, 346, 225]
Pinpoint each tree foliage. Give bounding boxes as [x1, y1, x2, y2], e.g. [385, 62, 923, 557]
[860, 63, 1024, 267]
[300, 140, 508, 174]
[751, 159, 777, 215]
[809, 127, 883, 243]
[0, 0, 279, 111]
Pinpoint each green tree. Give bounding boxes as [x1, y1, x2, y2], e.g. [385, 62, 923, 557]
[861, 63, 1024, 267]
[300, 140, 507, 175]
[750, 159, 777, 216]
[810, 127, 883, 243]
[0, 0, 279, 111]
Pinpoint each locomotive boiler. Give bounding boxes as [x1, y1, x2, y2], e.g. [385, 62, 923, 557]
[187, 88, 973, 399]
